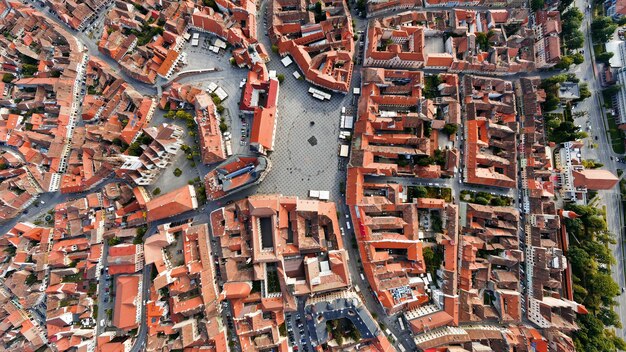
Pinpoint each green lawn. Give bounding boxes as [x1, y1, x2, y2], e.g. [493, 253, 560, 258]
[606, 113, 625, 154]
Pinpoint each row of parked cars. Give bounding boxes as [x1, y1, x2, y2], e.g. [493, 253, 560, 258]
[286, 313, 309, 352]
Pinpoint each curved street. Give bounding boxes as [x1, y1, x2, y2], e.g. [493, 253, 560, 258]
[6, 0, 626, 349]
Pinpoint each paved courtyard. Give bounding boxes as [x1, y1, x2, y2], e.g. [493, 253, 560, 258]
[253, 1, 360, 200]
[148, 13, 362, 202]
[254, 57, 357, 200]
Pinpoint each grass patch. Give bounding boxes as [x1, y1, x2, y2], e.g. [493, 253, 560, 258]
[407, 186, 452, 202]
[460, 190, 513, 206]
[606, 113, 625, 154]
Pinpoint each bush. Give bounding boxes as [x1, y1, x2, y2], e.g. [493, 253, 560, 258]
[152, 187, 161, 196]
[555, 56, 574, 69]
[2, 73, 14, 83]
[173, 168, 183, 177]
[475, 197, 489, 205]
[277, 74, 285, 83]
[107, 237, 121, 246]
[216, 105, 225, 114]
[572, 53, 584, 64]
[442, 123, 458, 135]
[596, 51, 614, 63]
[271, 44, 279, 53]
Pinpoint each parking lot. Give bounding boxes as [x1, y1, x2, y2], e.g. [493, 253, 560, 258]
[286, 310, 312, 352]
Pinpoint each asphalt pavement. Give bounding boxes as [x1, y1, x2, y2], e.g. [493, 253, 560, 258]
[568, 0, 626, 338]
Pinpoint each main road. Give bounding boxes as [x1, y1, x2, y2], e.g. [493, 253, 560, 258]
[569, 0, 626, 338]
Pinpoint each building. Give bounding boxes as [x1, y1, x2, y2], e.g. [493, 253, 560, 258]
[210, 195, 350, 351]
[533, 11, 563, 69]
[145, 185, 199, 221]
[115, 124, 184, 185]
[519, 77, 584, 338]
[350, 68, 460, 180]
[612, 64, 626, 126]
[555, 141, 619, 203]
[240, 63, 280, 155]
[462, 75, 518, 189]
[269, 0, 355, 93]
[304, 291, 390, 349]
[160, 83, 227, 165]
[606, 0, 626, 19]
[557, 82, 581, 102]
[113, 274, 142, 331]
[143, 222, 228, 349]
[458, 203, 522, 323]
[204, 155, 270, 200]
[107, 244, 145, 275]
[364, 10, 537, 74]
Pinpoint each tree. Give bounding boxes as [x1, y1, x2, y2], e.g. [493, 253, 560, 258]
[152, 187, 161, 195]
[276, 74, 285, 83]
[562, 8, 585, 50]
[543, 96, 561, 112]
[591, 17, 618, 43]
[219, 122, 228, 133]
[572, 52, 585, 64]
[596, 51, 614, 63]
[127, 142, 143, 156]
[475, 32, 489, 51]
[578, 83, 591, 100]
[175, 110, 192, 120]
[2, 73, 14, 83]
[107, 237, 121, 246]
[356, 0, 365, 12]
[442, 123, 458, 135]
[271, 44, 279, 53]
[21, 63, 38, 77]
[173, 168, 183, 177]
[562, 8, 584, 29]
[566, 31, 585, 50]
[202, 0, 219, 11]
[25, 273, 38, 286]
[413, 186, 428, 198]
[423, 247, 434, 267]
[603, 84, 622, 97]
[555, 56, 574, 69]
[531, 0, 544, 11]
[490, 197, 507, 206]
[558, 0, 574, 11]
[164, 110, 176, 119]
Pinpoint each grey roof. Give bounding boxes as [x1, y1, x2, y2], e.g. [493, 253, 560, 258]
[304, 296, 380, 347]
